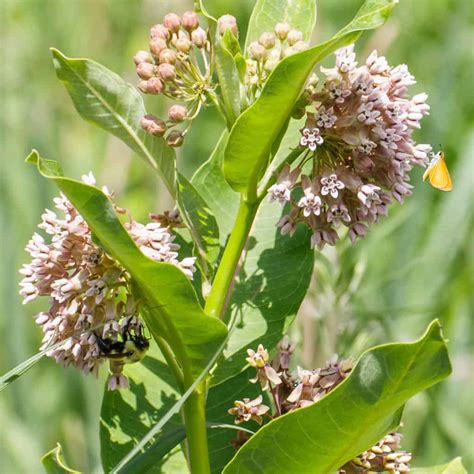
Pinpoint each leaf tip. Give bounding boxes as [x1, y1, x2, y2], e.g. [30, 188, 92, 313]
[25, 149, 40, 165]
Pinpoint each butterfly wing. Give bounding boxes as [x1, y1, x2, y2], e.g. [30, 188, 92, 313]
[428, 155, 452, 191]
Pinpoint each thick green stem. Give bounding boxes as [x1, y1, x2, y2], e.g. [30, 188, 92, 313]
[182, 382, 210, 474]
[204, 197, 259, 319]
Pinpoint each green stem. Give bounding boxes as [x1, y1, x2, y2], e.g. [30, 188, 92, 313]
[155, 335, 184, 393]
[204, 197, 259, 319]
[182, 382, 210, 474]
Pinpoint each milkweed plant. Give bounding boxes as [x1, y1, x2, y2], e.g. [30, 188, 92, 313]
[3, 0, 464, 473]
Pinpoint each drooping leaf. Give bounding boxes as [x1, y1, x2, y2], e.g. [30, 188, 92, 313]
[223, 320, 452, 474]
[26, 150, 227, 380]
[41, 443, 81, 474]
[223, 0, 398, 196]
[412, 457, 467, 474]
[244, 0, 317, 50]
[192, 135, 314, 384]
[177, 175, 220, 274]
[50, 48, 176, 196]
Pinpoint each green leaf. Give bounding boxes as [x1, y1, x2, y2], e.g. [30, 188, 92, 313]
[214, 30, 242, 128]
[100, 346, 187, 474]
[412, 458, 467, 474]
[101, 349, 260, 474]
[26, 150, 227, 380]
[50, 48, 176, 196]
[177, 175, 220, 273]
[223, 320, 452, 474]
[41, 443, 81, 474]
[223, 0, 398, 196]
[245, 0, 317, 50]
[192, 130, 240, 241]
[191, 136, 314, 384]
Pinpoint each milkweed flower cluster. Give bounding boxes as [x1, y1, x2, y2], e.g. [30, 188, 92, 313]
[19, 173, 195, 389]
[245, 22, 308, 101]
[268, 44, 431, 249]
[340, 432, 412, 474]
[135, 11, 215, 147]
[229, 338, 410, 473]
[136, 12, 241, 147]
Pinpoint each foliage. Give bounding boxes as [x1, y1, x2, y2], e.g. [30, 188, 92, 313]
[1, 0, 472, 473]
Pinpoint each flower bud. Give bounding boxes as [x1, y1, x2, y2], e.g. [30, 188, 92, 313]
[191, 27, 207, 48]
[264, 57, 279, 72]
[150, 23, 170, 40]
[217, 14, 238, 37]
[258, 32, 276, 49]
[163, 13, 181, 33]
[274, 22, 290, 40]
[248, 41, 267, 61]
[287, 29, 303, 46]
[157, 63, 176, 81]
[140, 114, 167, 137]
[181, 11, 199, 31]
[159, 48, 177, 64]
[175, 36, 192, 53]
[136, 62, 156, 80]
[149, 38, 167, 57]
[292, 40, 309, 52]
[166, 130, 184, 147]
[143, 77, 163, 95]
[168, 104, 187, 122]
[133, 50, 152, 65]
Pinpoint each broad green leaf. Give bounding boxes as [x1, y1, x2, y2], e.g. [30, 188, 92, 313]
[214, 30, 242, 128]
[177, 175, 220, 273]
[41, 443, 81, 474]
[101, 349, 260, 474]
[100, 346, 187, 474]
[192, 130, 240, 241]
[223, 0, 398, 195]
[50, 48, 176, 196]
[192, 135, 314, 384]
[245, 0, 317, 50]
[26, 150, 227, 380]
[223, 320, 452, 474]
[412, 458, 467, 474]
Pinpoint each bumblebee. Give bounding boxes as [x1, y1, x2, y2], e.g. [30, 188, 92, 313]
[95, 319, 150, 377]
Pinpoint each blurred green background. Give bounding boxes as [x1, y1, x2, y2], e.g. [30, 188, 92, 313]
[1, 0, 472, 472]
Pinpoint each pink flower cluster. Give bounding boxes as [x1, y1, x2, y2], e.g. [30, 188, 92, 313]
[268, 44, 431, 249]
[19, 173, 195, 388]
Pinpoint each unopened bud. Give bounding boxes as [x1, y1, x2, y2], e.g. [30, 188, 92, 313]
[159, 48, 177, 64]
[181, 11, 199, 31]
[287, 29, 303, 46]
[157, 63, 176, 81]
[150, 38, 167, 57]
[292, 40, 309, 52]
[163, 13, 181, 33]
[308, 72, 319, 87]
[217, 14, 238, 37]
[168, 104, 187, 122]
[133, 50, 152, 65]
[144, 77, 163, 95]
[191, 27, 207, 48]
[248, 41, 267, 61]
[258, 32, 276, 49]
[166, 130, 184, 147]
[175, 36, 192, 53]
[283, 46, 295, 58]
[140, 114, 167, 136]
[264, 57, 279, 72]
[274, 22, 290, 40]
[150, 24, 170, 40]
[136, 62, 156, 80]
